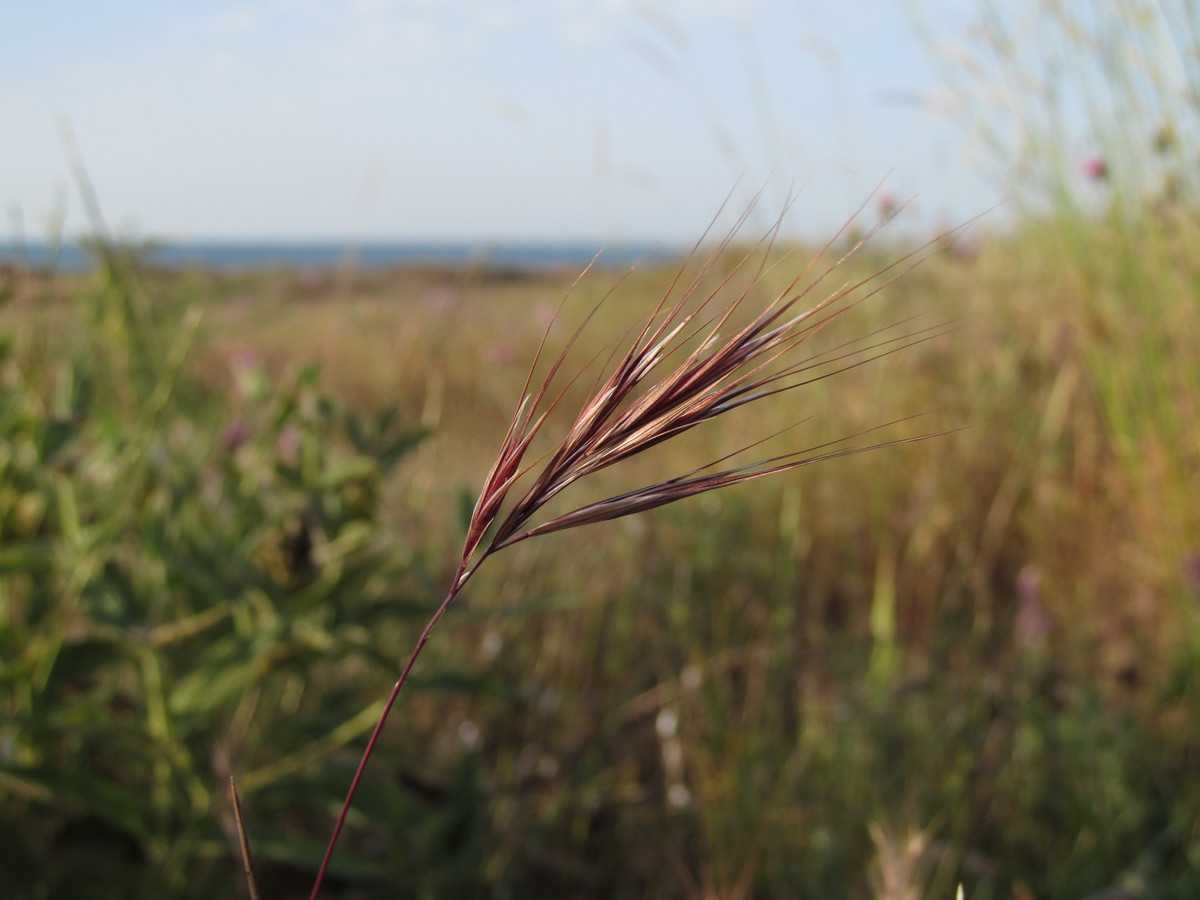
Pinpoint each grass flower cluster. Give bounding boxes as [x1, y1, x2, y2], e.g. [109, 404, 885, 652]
[305, 193, 963, 896]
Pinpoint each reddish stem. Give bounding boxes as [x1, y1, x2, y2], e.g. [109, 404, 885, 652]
[309, 560, 472, 900]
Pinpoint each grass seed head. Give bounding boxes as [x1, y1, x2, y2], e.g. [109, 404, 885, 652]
[461, 194, 967, 567]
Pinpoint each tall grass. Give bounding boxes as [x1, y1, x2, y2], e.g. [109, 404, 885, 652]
[917, 0, 1200, 614]
[0, 244, 443, 897]
[304, 190, 966, 897]
[4, 194, 1199, 896]
[5, 5, 1200, 897]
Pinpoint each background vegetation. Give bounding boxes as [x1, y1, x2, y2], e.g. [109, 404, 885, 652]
[2, 1, 1199, 897]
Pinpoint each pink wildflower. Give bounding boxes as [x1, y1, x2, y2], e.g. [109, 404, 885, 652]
[221, 418, 252, 451]
[1014, 564, 1051, 652]
[877, 191, 898, 219]
[1081, 155, 1108, 182]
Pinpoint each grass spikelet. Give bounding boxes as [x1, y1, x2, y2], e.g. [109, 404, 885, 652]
[308, 192, 966, 898]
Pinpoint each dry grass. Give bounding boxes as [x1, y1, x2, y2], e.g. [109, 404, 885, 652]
[8, 203, 1197, 896]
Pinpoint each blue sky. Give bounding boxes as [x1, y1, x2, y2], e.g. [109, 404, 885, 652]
[2, 0, 998, 244]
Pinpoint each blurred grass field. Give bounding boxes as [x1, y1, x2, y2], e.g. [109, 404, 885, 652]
[2, 209, 1197, 899]
[4, 2, 1200, 897]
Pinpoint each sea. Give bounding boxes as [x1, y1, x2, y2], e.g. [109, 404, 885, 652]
[0, 239, 682, 273]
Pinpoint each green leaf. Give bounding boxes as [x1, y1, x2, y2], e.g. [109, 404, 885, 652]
[405, 670, 513, 698]
[345, 408, 368, 452]
[42, 639, 131, 700]
[297, 360, 321, 386]
[3, 764, 150, 839]
[378, 427, 430, 472]
[0, 540, 55, 574]
[169, 653, 264, 720]
[38, 418, 76, 463]
[232, 824, 390, 881]
[54, 477, 84, 549]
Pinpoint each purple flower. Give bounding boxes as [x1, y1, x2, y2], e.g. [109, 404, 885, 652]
[487, 344, 517, 365]
[1014, 565, 1051, 650]
[221, 418, 252, 451]
[230, 347, 265, 401]
[232, 346, 261, 370]
[877, 192, 898, 219]
[1183, 551, 1200, 595]
[423, 286, 455, 311]
[276, 424, 301, 467]
[1081, 155, 1108, 182]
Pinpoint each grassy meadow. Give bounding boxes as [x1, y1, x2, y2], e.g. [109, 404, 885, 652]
[4, 3, 1200, 896]
[2, 206, 1197, 899]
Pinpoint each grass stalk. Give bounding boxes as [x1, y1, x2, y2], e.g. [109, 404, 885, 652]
[229, 778, 261, 900]
[307, 195, 961, 898]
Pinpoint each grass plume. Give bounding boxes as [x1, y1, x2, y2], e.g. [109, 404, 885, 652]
[308, 192, 963, 898]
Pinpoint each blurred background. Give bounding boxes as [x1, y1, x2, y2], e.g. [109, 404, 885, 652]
[5, 0, 989, 245]
[2, 1, 1199, 898]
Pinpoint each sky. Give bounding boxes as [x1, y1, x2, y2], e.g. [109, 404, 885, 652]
[2, 0, 1001, 245]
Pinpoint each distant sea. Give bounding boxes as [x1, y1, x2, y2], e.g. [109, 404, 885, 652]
[0, 239, 682, 273]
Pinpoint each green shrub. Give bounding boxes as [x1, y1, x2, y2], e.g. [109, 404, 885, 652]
[0, 248, 441, 898]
